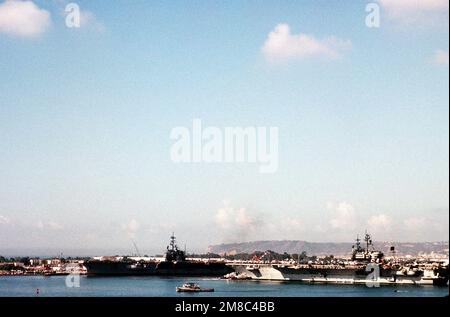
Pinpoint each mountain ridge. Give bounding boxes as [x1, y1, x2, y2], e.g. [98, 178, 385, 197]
[208, 240, 449, 257]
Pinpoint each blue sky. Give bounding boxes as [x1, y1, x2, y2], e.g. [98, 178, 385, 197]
[0, 0, 448, 255]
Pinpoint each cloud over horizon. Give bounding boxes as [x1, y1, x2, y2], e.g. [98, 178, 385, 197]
[122, 219, 140, 239]
[35, 220, 64, 231]
[215, 203, 264, 242]
[0, 215, 11, 225]
[328, 202, 357, 230]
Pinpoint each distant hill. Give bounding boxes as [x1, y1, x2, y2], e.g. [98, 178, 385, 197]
[208, 241, 449, 257]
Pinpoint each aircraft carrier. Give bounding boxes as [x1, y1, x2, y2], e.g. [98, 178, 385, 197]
[84, 235, 233, 276]
[229, 233, 449, 286]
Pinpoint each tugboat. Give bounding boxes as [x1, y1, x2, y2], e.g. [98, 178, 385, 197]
[176, 283, 214, 293]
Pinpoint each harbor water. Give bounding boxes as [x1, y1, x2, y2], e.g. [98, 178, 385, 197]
[0, 276, 448, 297]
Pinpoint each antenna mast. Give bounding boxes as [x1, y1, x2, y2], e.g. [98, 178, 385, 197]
[131, 239, 141, 257]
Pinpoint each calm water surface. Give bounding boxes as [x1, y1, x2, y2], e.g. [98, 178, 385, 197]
[0, 276, 448, 297]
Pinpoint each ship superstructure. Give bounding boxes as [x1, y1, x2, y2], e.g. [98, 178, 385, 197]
[165, 234, 186, 262]
[351, 232, 384, 262]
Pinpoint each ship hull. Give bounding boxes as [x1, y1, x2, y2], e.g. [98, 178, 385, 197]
[231, 264, 449, 286]
[84, 260, 233, 277]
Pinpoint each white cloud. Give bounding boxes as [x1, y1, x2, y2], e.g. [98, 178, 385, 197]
[35, 220, 63, 230]
[368, 214, 392, 229]
[215, 208, 231, 228]
[432, 49, 449, 65]
[79, 9, 104, 32]
[48, 221, 64, 230]
[282, 216, 302, 229]
[215, 205, 258, 230]
[0, 215, 11, 225]
[0, 0, 51, 37]
[214, 203, 307, 242]
[122, 219, 140, 238]
[214, 203, 265, 242]
[378, 0, 449, 27]
[262, 23, 351, 63]
[235, 208, 255, 227]
[403, 216, 427, 231]
[328, 202, 357, 230]
[276, 216, 303, 239]
[400, 215, 447, 241]
[314, 224, 327, 233]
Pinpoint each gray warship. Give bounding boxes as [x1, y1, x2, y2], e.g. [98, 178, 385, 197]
[84, 235, 233, 276]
